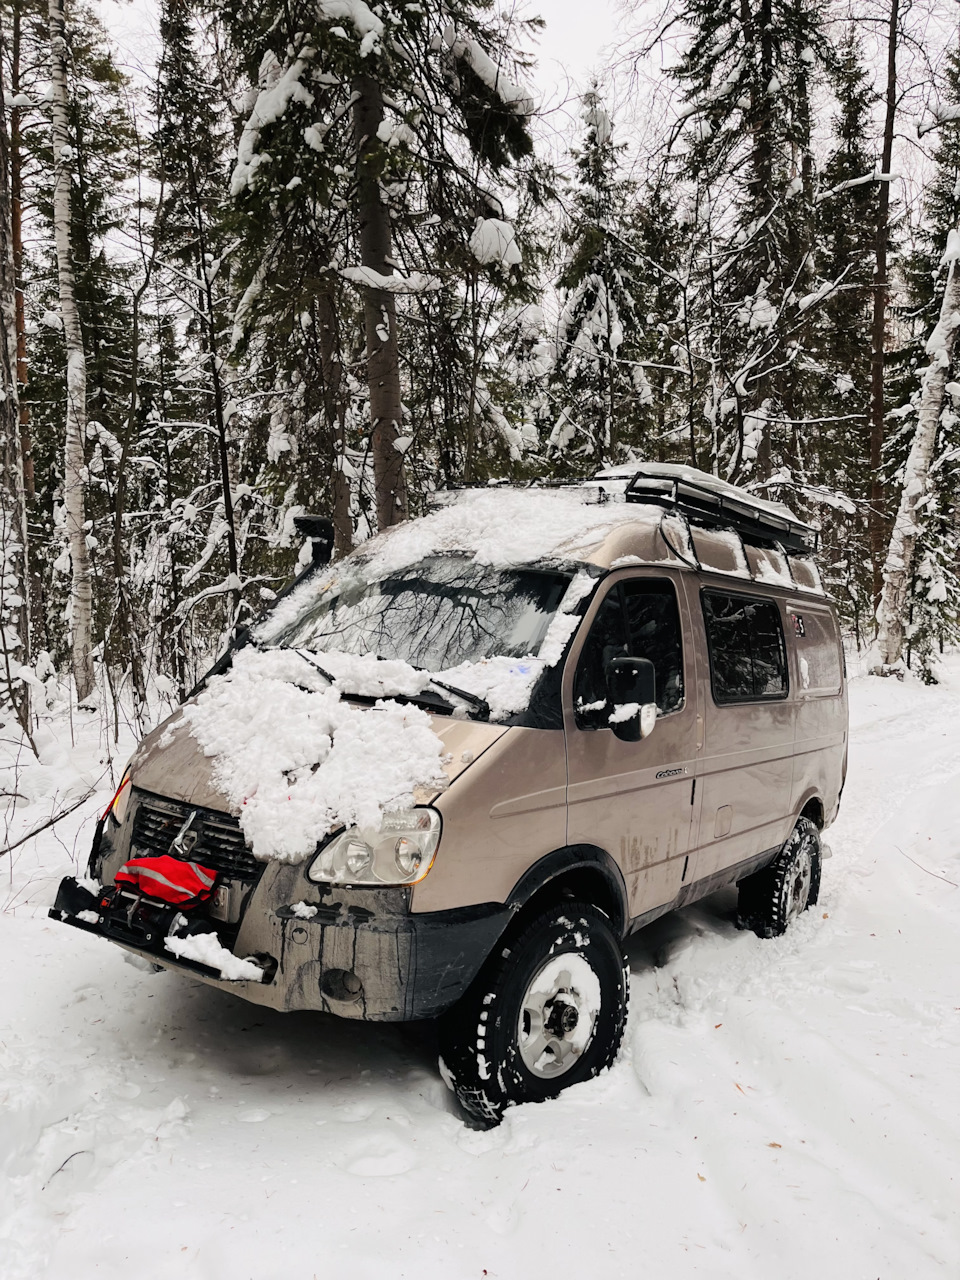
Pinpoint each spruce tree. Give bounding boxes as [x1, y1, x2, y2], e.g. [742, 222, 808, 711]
[807, 29, 881, 637]
[551, 92, 650, 470]
[219, 0, 539, 530]
[670, 0, 831, 482]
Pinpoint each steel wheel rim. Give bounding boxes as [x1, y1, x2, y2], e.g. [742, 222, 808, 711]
[785, 842, 813, 923]
[517, 954, 601, 1080]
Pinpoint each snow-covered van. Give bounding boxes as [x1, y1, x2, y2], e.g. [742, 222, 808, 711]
[52, 465, 847, 1122]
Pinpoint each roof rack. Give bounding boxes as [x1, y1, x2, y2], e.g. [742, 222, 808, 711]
[618, 466, 818, 556]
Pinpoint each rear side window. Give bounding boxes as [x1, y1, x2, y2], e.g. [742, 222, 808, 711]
[575, 579, 684, 727]
[702, 591, 788, 703]
[791, 610, 842, 693]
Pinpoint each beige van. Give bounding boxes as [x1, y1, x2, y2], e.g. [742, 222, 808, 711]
[52, 464, 847, 1122]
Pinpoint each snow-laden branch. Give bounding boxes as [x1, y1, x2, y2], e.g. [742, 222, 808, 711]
[339, 265, 441, 293]
[918, 101, 960, 138]
[815, 170, 900, 203]
[443, 27, 535, 117]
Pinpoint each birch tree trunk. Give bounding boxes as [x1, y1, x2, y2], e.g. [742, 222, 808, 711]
[49, 0, 94, 702]
[353, 75, 406, 531]
[0, 27, 32, 735]
[11, 0, 34, 501]
[873, 231, 960, 668]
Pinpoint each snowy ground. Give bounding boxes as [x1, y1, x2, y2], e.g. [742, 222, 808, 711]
[2, 663, 959, 1279]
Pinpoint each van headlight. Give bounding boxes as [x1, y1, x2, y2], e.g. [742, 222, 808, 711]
[103, 769, 132, 826]
[307, 809, 442, 886]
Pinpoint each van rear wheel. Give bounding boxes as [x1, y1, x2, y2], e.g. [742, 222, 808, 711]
[438, 901, 629, 1125]
[737, 816, 822, 939]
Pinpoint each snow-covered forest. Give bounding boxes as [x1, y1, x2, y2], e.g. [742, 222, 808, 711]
[1, 0, 960, 729]
[3, 5, 960, 1276]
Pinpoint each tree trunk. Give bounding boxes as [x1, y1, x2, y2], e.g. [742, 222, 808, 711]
[873, 234, 960, 668]
[49, 0, 94, 702]
[315, 272, 353, 557]
[11, 0, 33, 500]
[186, 162, 240, 627]
[868, 0, 899, 610]
[352, 74, 406, 530]
[0, 24, 32, 736]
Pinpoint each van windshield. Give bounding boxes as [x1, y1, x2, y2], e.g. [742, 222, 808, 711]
[255, 556, 572, 673]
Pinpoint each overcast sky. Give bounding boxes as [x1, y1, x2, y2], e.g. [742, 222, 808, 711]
[99, 0, 624, 107]
[529, 0, 621, 90]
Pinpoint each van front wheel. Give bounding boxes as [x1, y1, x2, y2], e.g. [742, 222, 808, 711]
[737, 816, 822, 939]
[438, 902, 629, 1125]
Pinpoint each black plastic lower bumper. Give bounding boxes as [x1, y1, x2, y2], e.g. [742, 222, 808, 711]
[51, 876, 511, 1021]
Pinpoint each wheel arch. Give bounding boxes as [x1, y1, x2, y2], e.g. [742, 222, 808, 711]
[505, 845, 629, 940]
[797, 794, 825, 829]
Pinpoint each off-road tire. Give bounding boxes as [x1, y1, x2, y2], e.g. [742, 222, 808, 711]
[438, 901, 629, 1125]
[737, 816, 822, 939]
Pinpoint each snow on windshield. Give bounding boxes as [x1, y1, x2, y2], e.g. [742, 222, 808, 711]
[252, 512, 609, 719]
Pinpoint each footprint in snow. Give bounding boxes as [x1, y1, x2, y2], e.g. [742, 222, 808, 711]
[485, 1201, 522, 1235]
[237, 1108, 271, 1123]
[338, 1133, 417, 1177]
[338, 1101, 376, 1123]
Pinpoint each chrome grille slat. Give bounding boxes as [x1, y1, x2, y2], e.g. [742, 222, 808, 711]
[130, 792, 259, 882]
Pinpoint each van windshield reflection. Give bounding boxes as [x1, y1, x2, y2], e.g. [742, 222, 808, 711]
[256, 557, 571, 674]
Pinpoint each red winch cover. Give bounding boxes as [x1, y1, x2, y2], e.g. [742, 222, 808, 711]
[115, 855, 217, 906]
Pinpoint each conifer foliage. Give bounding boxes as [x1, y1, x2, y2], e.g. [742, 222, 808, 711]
[0, 0, 959, 730]
[550, 92, 651, 468]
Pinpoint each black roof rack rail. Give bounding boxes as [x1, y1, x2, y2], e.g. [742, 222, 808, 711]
[622, 470, 819, 555]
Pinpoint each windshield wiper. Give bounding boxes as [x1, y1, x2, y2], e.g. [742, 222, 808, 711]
[267, 645, 489, 720]
[279, 646, 337, 686]
[424, 678, 490, 722]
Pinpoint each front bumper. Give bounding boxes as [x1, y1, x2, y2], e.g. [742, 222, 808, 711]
[51, 875, 510, 1021]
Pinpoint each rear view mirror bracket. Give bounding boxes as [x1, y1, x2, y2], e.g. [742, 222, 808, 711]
[293, 515, 335, 566]
[605, 656, 657, 742]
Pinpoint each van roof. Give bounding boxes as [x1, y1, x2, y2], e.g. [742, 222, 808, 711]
[357, 470, 825, 595]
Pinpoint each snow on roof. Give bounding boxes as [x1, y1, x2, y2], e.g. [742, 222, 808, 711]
[360, 487, 663, 576]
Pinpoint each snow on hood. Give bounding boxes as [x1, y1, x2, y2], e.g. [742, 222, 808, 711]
[181, 648, 449, 863]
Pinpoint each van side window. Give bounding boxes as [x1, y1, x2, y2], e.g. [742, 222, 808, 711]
[575, 579, 684, 728]
[792, 610, 842, 693]
[702, 591, 788, 703]
[621, 580, 684, 714]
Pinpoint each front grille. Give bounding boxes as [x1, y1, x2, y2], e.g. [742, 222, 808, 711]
[131, 791, 260, 882]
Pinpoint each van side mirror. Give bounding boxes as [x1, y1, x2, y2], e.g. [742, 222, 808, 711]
[293, 515, 335, 566]
[605, 656, 657, 742]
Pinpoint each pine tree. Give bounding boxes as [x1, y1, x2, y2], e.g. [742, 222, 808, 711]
[806, 29, 881, 638]
[11, 0, 141, 701]
[550, 92, 650, 470]
[631, 176, 692, 465]
[153, 0, 242, 631]
[220, 0, 539, 531]
[48, 0, 95, 701]
[0, 18, 32, 735]
[670, 0, 831, 482]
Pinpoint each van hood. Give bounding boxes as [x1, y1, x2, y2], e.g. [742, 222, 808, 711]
[129, 701, 508, 817]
